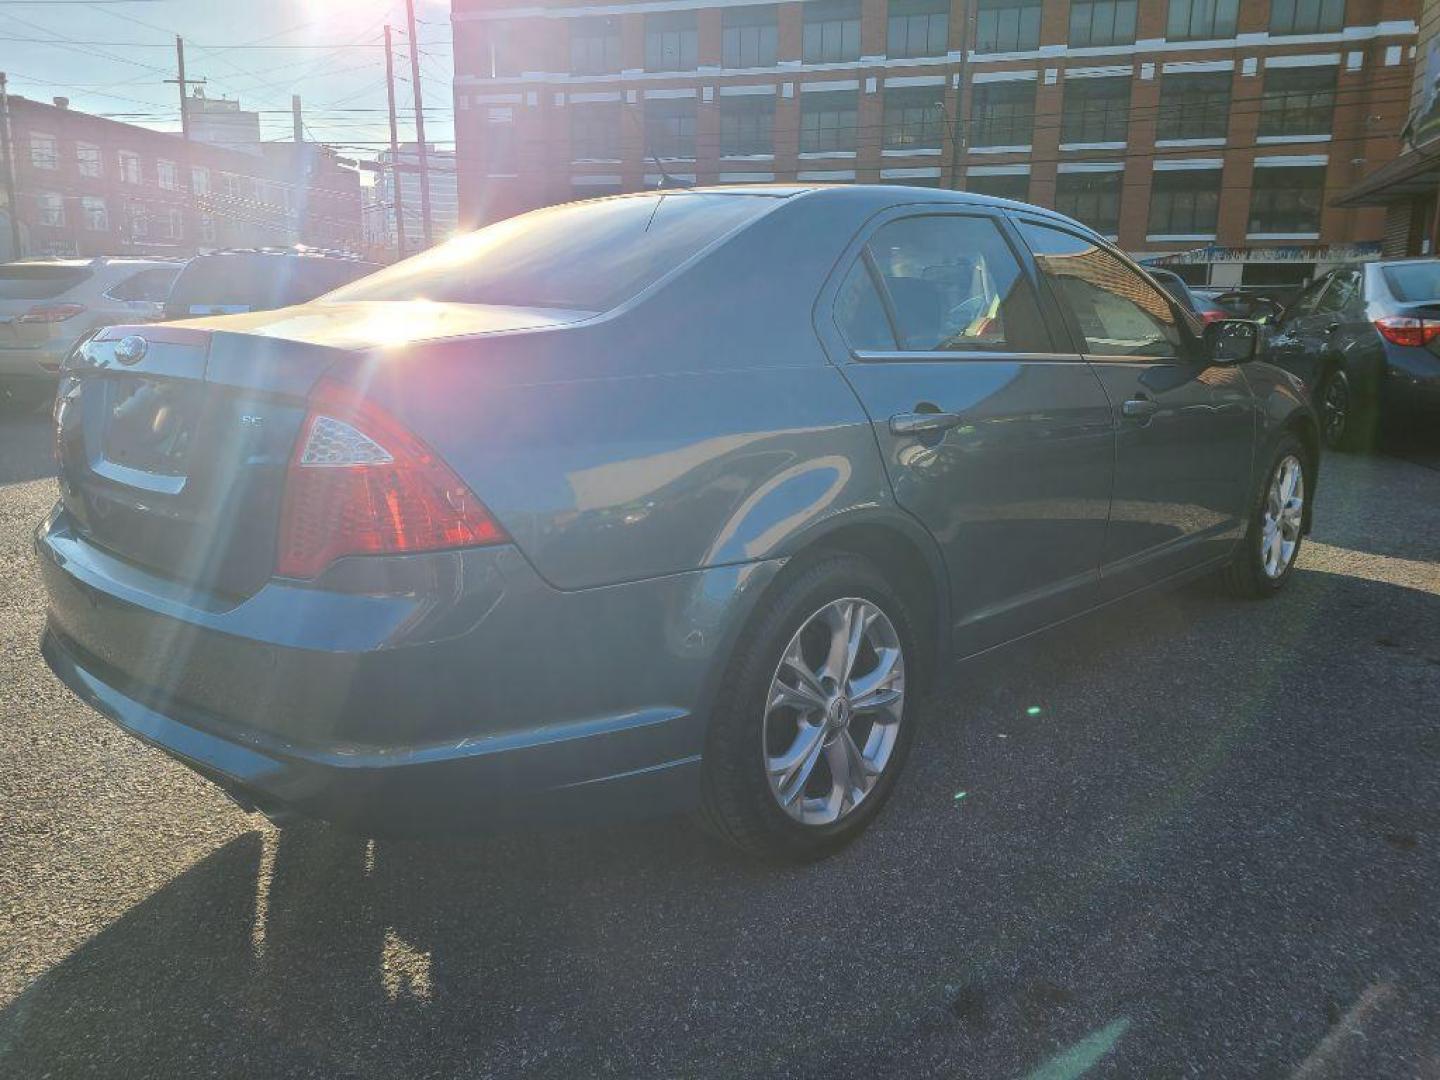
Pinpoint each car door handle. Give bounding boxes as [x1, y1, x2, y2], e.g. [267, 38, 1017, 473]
[1122, 398, 1160, 420]
[889, 411, 963, 435]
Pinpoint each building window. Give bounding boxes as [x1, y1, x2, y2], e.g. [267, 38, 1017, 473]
[971, 79, 1036, 146]
[1270, 0, 1344, 35]
[484, 107, 518, 176]
[153, 206, 183, 241]
[1249, 165, 1326, 233]
[887, 0, 948, 59]
[803, 0, 862, 64]
[967, 172, 1030, 200]
[646, 12, 698, 72]
[1148, 169, 1220, 234]
[1166, 0, 1238, 41]
[800, 90, 858, 154]
[571, 16, 622, 75]
[80, 195, 108, 231]
[76, 142, 102, 178]
[30, 132, 58, 170]
[461, 20, 519, 78]
[200, 214, 217, 243]
[881, 174, 943, 186]
[1055, 171, 1123, 234]
[36, 191, 64, 227]
[157, 159, 178, 191]
[1061, 77, 1131, 144]
[883, 86, 945, 151]
[1157, 71, 1232, 140]
[1069, 0, 1136, 47]
[126, 199, 148, 239]
[723, 6, 779, 68]
[571, 101, 623, 161]
[720, 95, 775, 156]
[1258, 67, 1336, 138]
[191, 166, 209, 195]
[645, 97, 697, 159]
[975, 0, 1043, 54]
[117, 150, 141, 185]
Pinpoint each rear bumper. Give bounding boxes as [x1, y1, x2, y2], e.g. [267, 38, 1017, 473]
[36, 508, 786, 830]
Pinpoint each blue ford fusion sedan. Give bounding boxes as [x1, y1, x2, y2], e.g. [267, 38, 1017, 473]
[37, 186, 1318, 860]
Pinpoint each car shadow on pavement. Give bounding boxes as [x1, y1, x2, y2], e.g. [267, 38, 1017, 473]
[0, 413, 55, 486]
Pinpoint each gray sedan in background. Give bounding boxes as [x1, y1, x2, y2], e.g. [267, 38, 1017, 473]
[37, 186, 1318, 860]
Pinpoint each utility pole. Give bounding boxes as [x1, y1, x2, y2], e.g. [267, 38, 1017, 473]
[383, 24, 407, 260]
[405, 0, 433, 248]
[292, 95, 303, 142]
[164, 38, 205, 251]
[948, 0, 973, 191]
[0, 73, 21, 258]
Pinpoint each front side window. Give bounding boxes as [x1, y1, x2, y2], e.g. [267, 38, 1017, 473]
[1061, 77, 1131, 144]
[800, 91, 859, 154]
[1167, 0, 1239, 41]
[1148, 169, 1221, 235]
[1020, 220, 1183, 357]
[646, 11, 699, 71]
[883, 86, 945, 151]
[838, 215, 1049, 352]
[1270, 0, 1345, 35]
[975, 0, 1043, 53]
[30, 132, 57, 170]
[888, 0, 948, 58]
[723, 6, 778, 68]
[1314, 267, 1361, 313]
[571, 102, 622, 161]
[1249, 165, 1326, 234]
[76, 142, 102, 178]
[571, 16, 622, 75]
[1055, 171, 1123, 235]
[645, 98, 697, 159]
[1258, 67, 1336, 138]
[1069, 0, 1137, 47]
[967, 172, 1030, 201]
[1157, 71, 1231, 141]
[971, 80, 1036, 147]
[803, 0, 862, 63]
[720, 95, 776, 156]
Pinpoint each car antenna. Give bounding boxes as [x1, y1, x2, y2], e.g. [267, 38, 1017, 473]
[622, 103, 693, 191]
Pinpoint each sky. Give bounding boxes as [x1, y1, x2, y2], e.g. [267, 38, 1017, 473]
[0, 0, 455, 165]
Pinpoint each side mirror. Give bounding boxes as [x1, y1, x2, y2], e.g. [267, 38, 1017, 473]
[1204, 319, 1260, 365]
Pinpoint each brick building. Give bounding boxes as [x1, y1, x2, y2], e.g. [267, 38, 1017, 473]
[452, 0, 1419, 287]
[0, 94, 363, 261]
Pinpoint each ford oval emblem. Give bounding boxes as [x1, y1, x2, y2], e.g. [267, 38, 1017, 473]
[114, 335, 148, 365]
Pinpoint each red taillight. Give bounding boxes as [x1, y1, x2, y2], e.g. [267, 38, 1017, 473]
[18, 303, 85, 324]
[1200, 308, 1227, 325]
[276, 378, 507, 579]
[1374, 316, 1440, 348]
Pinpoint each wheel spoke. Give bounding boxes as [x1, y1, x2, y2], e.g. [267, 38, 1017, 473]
[825, 731, 874, 809]
[769, 723, 826, 805]
[781, 640, 826, 701]
[820, 601, 858, 684]
[849, 648, 904, 720]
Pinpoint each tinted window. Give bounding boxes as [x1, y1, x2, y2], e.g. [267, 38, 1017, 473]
[107, 267, 180, 302]
[834, 260, 896, 350]
[1315, 269, 1360, 315]
[166, 255, 379, 317]
[325, 195, 773, 313]
[853, 215, 1048, 352]
[0, 264, 91, 300]
[1020, 221, 1182, 357]
[1287, 274, 1332, 318]
[1382, 262, 1440, 302]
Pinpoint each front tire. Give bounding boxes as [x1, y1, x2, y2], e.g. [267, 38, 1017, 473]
[1220, 435, 1309, 599]
[699, 554, 920, 861]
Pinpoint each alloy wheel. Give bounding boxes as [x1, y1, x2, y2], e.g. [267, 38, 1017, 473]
[1261, 454, 1305, 580]
[762, 598, 905, 826]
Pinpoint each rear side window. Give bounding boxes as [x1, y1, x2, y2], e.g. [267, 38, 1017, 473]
[166, 255, 378, 316]
[107, 267, 180, 302]
[324, 194, 774, 313]
[835, 214, 1049, 353]
[0, 265, 92, 300]
[1019, 221, 1182, 358]
[1382, 262, 1440, 302]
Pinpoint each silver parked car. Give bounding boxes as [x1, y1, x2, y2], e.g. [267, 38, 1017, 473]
[0, 257, 182, 406]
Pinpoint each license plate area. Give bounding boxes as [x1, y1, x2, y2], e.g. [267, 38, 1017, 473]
[98, 376, 201, 481]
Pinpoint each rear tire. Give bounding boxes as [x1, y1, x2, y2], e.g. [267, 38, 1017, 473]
[1219, 434, 1309, 599]
[699, 553, 921, 861]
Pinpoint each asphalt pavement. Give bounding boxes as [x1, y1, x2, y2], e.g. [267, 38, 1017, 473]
[2, 412, 1438, 1079]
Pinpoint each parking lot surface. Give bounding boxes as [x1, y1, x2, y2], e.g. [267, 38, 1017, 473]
[2, 414, 1438, 1079]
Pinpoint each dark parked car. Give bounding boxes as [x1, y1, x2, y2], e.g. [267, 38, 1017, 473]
[1195, 287, 1287, 325]
[1147, 268, 1230, 326]
[1265, 259, 1440, 450]
[162, 248, 380, 320]
[37, 187, 1319, 860]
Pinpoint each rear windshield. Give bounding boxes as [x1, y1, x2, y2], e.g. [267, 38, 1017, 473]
[165, 254, 380, 316]
[323, 193, 775, 313]
[1382, 262, 1440, 302]
[0, 264, 92, 300]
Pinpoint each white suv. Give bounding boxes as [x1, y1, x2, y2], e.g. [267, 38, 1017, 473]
[0, 257, 182, 407]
